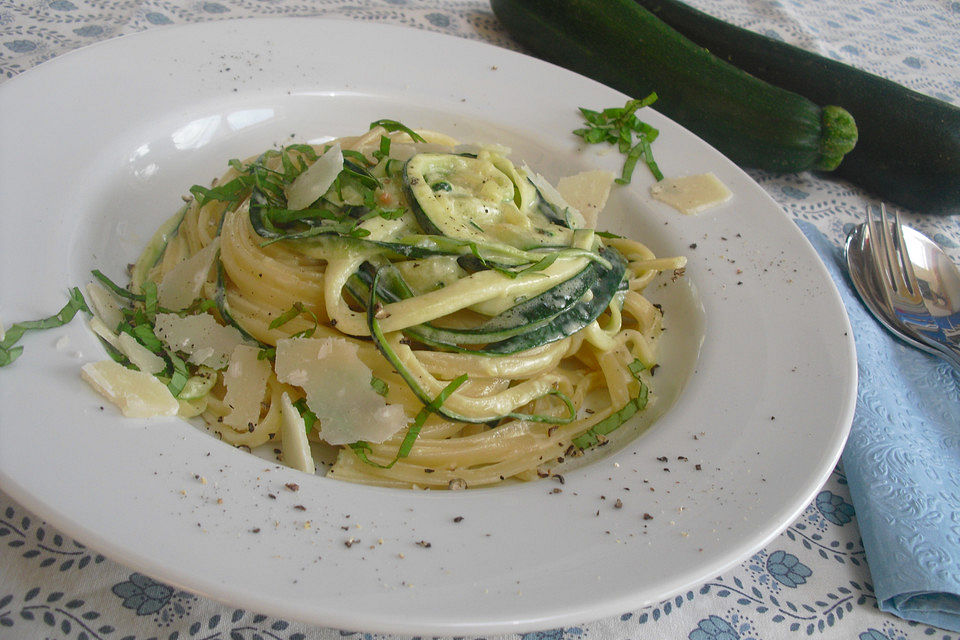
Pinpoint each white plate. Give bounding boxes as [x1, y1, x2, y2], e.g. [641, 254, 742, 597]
[0, 19, 857, 635]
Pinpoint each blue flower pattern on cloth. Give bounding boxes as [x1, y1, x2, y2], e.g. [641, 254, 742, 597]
[766, 551, 813, 588]
[690, 615, 741, 640]
[816, 490, 856, 526]
[112, 573, 176, 615]
[2, 0, 960, 638]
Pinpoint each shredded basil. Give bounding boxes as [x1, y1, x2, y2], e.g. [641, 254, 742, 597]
[400, 373, 468, 457]
[183, 298, 218, 315]
[142, 281, 159, 320]
[370, 375, 389, 397]
[190, 176, 253, 208]
[573, 94, 664, 184]
[268, 301, 319, 338]
[284, 144, 319, 162]
[573, 359, 649, 449]
[229, 142, 411, 247]
[165, 347, 190, 397]
[269, 303, 306, 330]
[97, 335, 131, 366]
[341, 149, 371, 166]
[373, 135, 391, 162]
[91, 269, 144, 303]
[293, 398, 319, 434]
[0, 288, 89, 367]
[350, 373, 469, 469]
[369, 119, 427, 143]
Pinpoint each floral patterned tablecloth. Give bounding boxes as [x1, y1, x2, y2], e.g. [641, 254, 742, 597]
[2, 1, 959, 639]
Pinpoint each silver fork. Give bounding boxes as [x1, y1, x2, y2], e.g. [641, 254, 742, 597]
[866, 203, 960, 370]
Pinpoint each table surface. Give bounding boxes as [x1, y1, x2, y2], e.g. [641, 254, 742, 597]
[2, 1, 959, 639]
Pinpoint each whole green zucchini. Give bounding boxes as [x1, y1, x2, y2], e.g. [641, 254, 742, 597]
[635, 0, 960, 214]
[490, 0, 858, 174]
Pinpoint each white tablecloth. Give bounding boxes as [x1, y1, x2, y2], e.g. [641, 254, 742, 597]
[2, 1, 959, 638]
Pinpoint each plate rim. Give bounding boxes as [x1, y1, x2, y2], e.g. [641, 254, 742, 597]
[0, 17, 858, 635]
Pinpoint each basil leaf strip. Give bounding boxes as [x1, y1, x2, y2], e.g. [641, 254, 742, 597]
[293, 398, 319, 434]
[0, 287, 89, 367]
[369, 119, 427, 143]
[572, 359, 649, 449]
[349, 373, 469, 470]
[165, 347, 190, 397]
[573, 94, 663, 184]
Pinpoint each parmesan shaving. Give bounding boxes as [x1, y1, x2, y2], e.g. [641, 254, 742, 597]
[88, 316, 121, 351]
[221, 344, 271, 433]
[650, 173, 732, 215]
[557, 170, 615, 229]
[157, 238, 220, 311]
[275, 337, 409, 446]
[153, 312, 245, 370]
[81, 360, 179, 418]
[284, 144, 343, 211]
[524, 165, 588, 229]
[279, 392, 316, 474]
[86, 281, 125, 331]
[117, 331, 166, 374]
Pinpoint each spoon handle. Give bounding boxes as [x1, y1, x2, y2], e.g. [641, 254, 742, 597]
[925, 335, 960, 372]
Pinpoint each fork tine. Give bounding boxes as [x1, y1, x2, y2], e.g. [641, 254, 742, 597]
[856, 205, 959, 370]
[890, 206, 920, 298]
[865, 205, 893, 303]
[878, 203, 908, 295]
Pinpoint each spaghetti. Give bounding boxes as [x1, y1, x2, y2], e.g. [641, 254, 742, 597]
[82, 121, 686, 489]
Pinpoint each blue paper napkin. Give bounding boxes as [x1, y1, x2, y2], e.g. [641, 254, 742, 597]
[798, 220, 960, 632]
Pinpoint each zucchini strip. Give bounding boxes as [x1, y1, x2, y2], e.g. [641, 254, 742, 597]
[214, 257, 271, 349]
[366, 270, 575, 425]
[130, 204, 189, 294]
[351, 257, 599, 346]
[482, 246, 627, 354]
